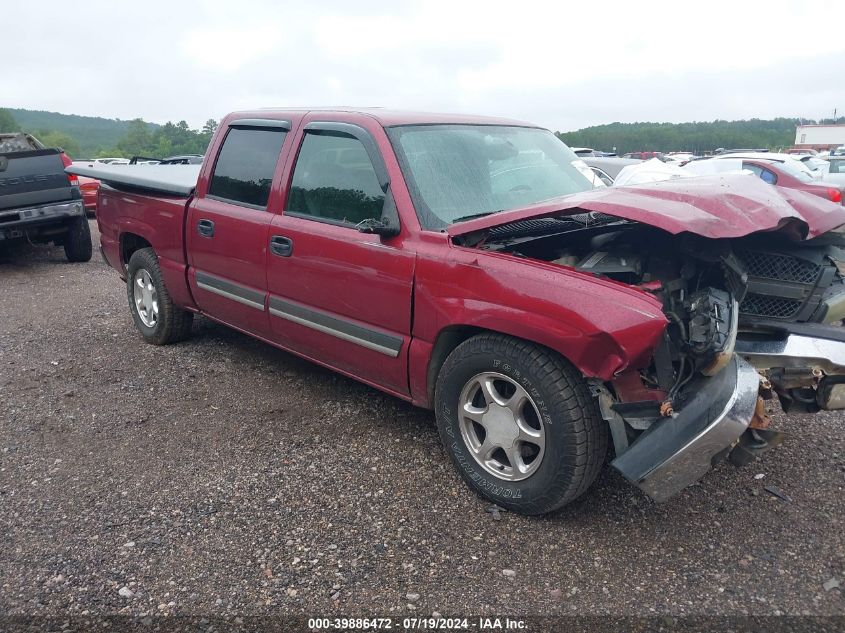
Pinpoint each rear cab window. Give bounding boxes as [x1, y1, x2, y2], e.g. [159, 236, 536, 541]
[207, 125, 288, 209]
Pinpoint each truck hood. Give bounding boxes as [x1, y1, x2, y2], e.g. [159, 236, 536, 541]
[447, 174, 845, 241]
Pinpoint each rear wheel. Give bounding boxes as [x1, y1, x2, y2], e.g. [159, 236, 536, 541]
[434, 333, 607, 515]
[63, 217, 92, 262]
[126, 248, 193, 345]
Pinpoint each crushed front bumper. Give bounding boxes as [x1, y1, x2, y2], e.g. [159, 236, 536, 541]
[612, 356, 759, 502]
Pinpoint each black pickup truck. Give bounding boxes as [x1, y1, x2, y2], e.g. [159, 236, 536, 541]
[0, 133, 91, 262]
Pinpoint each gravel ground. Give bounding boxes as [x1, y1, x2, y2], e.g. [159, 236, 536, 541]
[1, 220, 843, 621]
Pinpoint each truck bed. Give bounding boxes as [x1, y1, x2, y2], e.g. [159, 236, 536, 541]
[65, 164, 202, 196]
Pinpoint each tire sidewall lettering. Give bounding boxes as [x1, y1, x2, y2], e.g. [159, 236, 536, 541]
[493, 358, 552, 426]
[441, 356, 561, 502]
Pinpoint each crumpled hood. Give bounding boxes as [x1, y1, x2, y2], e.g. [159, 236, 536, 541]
[448, 174, 845, 240]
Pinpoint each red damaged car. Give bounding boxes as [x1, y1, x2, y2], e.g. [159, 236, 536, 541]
[68, 109, 845, 515]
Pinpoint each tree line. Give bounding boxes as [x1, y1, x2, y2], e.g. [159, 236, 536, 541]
[110, 118, 218, 159]
[0, 108, 216, 159]
[3, 107, 843, 158]
[555, 117, 843, 154]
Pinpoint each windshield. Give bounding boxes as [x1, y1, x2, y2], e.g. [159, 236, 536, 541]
[386, 125, 595, 229]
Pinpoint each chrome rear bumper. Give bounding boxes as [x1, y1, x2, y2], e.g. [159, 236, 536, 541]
[612, 356, 759, 503]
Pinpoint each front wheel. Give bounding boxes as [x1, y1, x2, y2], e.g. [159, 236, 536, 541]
[434, 333, 607, 515]
[126, 248, 193, 345]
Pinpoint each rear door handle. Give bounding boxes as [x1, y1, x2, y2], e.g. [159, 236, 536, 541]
[197, 219, 215, 237]
[270, 235, 293, 257]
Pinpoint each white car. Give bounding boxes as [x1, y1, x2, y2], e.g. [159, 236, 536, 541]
[663, 153, 697, 166]
[823, 158, 845, 186]
[795, 155, 831, 174]
[93, 157, 130, 166]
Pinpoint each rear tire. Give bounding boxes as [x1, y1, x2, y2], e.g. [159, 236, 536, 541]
[64, 217, 92, 262]
[434, 333, 607, 515]
[126, 248, 193, 345]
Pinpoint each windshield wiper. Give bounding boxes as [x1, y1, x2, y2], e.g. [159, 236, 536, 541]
[451, 211, 500, 223]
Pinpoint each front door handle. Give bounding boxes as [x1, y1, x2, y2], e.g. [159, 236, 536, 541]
[270, 235, 293, 257]
[197, 219, 215, 237]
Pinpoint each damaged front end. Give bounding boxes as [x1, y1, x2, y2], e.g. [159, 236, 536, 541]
[453, 179, 845, 501]
[607, 355, 759, 502]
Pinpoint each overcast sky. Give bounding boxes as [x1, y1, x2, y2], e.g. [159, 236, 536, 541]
[6, 0, 845, 132]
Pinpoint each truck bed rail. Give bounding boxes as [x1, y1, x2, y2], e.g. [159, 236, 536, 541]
[65, 164, 201, 197]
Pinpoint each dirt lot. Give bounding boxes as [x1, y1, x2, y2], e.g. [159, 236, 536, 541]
[1, 220, 843, 620]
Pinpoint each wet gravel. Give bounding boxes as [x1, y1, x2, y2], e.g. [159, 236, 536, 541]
[0, 220, 843, 619]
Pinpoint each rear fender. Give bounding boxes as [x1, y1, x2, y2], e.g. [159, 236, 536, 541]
[110, 214, 194, 309]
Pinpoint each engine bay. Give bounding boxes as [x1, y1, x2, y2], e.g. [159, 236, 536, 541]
[459, 211, 845, 422]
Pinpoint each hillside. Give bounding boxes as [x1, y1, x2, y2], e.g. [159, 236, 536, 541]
[556, 118, 803, 154]
[4, 108, 158, 157]
[0, 108, 822, 158]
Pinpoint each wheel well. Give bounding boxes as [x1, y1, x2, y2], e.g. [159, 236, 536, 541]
[426, 325, 484, 404]
[120, 233, 152, 267]
[426, 326, 590, 407]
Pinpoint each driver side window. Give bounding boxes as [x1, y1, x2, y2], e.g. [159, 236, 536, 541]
[286, 132, 385, 226]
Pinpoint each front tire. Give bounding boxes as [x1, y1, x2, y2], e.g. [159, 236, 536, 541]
[64, 217, 93, 262]
[126, 248, 193, 345]
[434, 333, 607, 515]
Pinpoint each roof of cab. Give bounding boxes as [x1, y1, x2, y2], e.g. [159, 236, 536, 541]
[226, 107, 540, 128]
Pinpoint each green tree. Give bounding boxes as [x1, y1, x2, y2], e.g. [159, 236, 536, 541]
[108, 117, 215, 160]
[116, 118, 155, 157]
[96, 148, 124, 159]
[0, 108, 20, 133]
[34, 130, 81, 157]
[199, 119, 218, 149]
[151, 120, 211, 156]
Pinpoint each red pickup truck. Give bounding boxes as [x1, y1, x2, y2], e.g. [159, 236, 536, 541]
[69, 109, 845, 515]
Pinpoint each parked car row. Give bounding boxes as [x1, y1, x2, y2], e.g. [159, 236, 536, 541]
[589, 147, 845, 178]
[585, 152, 845, 204]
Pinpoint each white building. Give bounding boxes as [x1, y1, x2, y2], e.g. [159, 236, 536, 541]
[794, 124, 845, 150]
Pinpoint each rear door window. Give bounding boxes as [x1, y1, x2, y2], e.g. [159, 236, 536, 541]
[208, 127, 287, 209]
[743, 162, 777, 184]
[759, 168, 778, 184]
[286, 132, 385, 226]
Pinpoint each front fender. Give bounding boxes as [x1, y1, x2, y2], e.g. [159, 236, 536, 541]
[413, 248, 668, 383]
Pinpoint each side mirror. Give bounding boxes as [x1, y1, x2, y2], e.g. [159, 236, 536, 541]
[356, 218, 400, 238]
